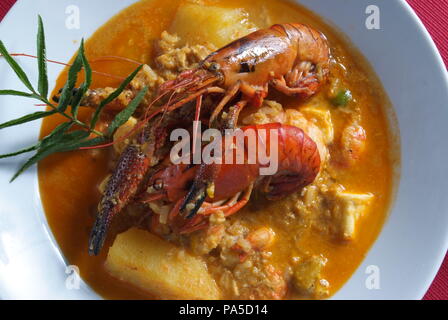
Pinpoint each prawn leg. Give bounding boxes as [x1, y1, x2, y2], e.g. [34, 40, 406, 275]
[270, 77, 315, 97]
[179, 185, 254, 234]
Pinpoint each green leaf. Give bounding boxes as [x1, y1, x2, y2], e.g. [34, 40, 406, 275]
[64, 135, 107, 150]
[10, 150, 49, 182]
[71, 39, 92, 118]
[0, 122, 72, 159]
[39, 122, 73, 148]
[0, 40, 35, 93]
[0, 90, 36, 98]
[80, 136, 107, 147]
[107, 86, 147, 136]
[90, 64, 143, 128]
[57, 47, 83, 112]
[0, 110, 56, 130]
[0, 21, 151, 181]
[37, 15, 48, 99]
[10, 129, 90, 182]
[80, 40, 92, 89]
[69, 88, 85, 118]
[56, 130, 91, 147]
[0, 145, 40, 159]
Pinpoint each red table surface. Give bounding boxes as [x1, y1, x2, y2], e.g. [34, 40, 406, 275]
[0, 0, 447, 300]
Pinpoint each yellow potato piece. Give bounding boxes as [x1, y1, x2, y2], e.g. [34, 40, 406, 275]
[105, 228, 221, 299]
[170, 4, 258, 48]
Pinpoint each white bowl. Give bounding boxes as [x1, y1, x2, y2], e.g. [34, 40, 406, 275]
[0, 0, 447, 299]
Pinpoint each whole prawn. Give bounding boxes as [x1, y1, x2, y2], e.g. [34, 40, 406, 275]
[141, 123, 321, 234]
[158, 23, 330, 128]
[88, 23, 330, 255]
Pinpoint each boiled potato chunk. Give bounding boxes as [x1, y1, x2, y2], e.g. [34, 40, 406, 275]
[170, 4, 258, 48]
[105, 228, 221, 299]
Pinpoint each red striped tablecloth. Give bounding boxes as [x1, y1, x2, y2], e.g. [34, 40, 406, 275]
[0, 0, 447, 300]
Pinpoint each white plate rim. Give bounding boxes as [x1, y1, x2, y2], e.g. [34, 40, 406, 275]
[0, 0, 447, 300]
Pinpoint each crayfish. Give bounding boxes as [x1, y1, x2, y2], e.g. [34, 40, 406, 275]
[88, 23, 330, 255]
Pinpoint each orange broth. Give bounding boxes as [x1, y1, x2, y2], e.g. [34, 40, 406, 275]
[39, 0, 396, 299]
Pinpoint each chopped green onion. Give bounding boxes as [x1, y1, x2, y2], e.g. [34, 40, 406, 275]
[331, 89, 352, 107]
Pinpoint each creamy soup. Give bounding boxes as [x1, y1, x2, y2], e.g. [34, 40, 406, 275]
[39, 0, 396, 299]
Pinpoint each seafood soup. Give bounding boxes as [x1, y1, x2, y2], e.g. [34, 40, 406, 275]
[39, 0, 396, 299]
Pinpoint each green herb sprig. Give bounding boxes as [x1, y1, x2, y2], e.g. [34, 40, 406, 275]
[0, 15, 146, 181]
